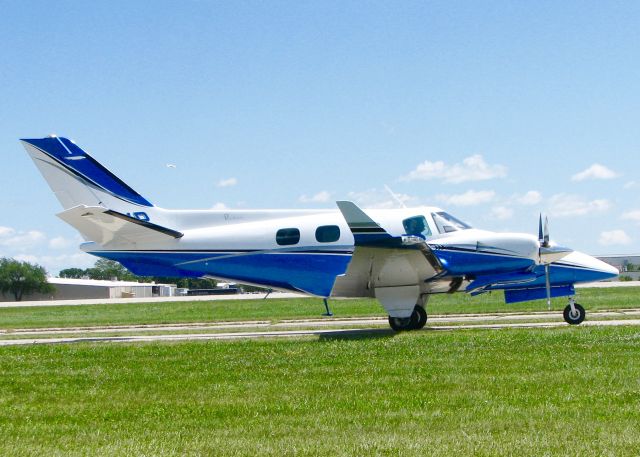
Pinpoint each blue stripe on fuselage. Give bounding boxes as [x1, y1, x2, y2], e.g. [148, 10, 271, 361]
[89, 249, 353, 297]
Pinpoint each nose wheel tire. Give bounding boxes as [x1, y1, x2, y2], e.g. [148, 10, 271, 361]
[388, 305, 428, 331]
[563, 303, 585, 325]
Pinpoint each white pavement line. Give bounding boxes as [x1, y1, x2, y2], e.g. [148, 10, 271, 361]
[1, 319, 640, 346]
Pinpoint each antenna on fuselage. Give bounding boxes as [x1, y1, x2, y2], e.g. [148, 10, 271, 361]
[384, 184, 407, 209]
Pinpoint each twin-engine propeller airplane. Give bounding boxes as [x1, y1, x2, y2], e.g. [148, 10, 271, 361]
[21, 136, 618, 330]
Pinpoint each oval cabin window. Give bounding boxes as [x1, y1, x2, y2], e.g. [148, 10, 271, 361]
[276, 228, 300, 245]
[315, 225, 340, 243]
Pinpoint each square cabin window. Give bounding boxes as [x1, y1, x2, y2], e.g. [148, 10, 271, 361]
[315, 225, 340, 243]
[276, 228, 300, 245]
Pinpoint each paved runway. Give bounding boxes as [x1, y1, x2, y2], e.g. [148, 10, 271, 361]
[2, 309, 640, 346]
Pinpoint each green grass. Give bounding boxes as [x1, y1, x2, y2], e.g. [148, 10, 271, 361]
[1, 287, 639, 330]
[1, 326, 639, 456]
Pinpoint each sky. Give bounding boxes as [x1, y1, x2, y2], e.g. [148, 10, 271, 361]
[1, 0, 639, 274]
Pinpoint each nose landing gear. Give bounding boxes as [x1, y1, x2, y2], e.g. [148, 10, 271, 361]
[563, 297, 586, 325]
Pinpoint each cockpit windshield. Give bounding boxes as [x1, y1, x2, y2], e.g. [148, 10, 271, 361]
[431, 211, 472, 234]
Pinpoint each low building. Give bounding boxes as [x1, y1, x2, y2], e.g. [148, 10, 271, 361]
[597, 254, 640, 280]
[0, 278, 177, 302]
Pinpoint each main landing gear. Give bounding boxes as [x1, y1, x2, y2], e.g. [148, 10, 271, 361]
[388, 305, 427, 331]
[563, 297, 586, 325]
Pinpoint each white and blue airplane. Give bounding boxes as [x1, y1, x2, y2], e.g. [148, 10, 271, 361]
[21, 135, 618, 330]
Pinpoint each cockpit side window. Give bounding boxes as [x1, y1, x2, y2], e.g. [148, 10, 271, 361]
[431, 211, 472, 234]
[402, 215, 432, 239]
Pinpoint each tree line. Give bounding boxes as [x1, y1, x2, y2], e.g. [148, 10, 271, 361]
[1, 257, 270, 301]
[0, 258, 55, 301]
[59, 259, 219, 289]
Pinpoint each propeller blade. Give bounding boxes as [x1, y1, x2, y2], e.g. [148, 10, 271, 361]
[543, 216, 550, 247]
[536, 214, 573, 264]
[538, 214, 543, 242]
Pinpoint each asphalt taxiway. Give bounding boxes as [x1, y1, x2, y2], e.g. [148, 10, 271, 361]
[1, 309, 639, 346]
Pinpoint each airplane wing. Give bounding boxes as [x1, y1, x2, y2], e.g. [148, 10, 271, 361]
[336, 200, 442, 272]
[57, 205, 183, 246]
[333, 201, 443, 306]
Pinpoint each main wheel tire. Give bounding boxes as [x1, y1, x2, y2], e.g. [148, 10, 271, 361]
[388, 315, 414, 331]
[388, 306, 428, 331]
[563, 303, 586, 325]
[413, 305, 428, 330]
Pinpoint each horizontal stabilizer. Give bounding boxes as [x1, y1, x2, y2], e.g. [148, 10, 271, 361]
[57, 205, 182, 246]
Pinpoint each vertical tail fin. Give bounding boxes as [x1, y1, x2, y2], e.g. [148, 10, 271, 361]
[21, 136, 153, 212]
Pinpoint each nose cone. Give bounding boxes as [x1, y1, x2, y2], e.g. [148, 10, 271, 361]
[561, 251, 619, 283]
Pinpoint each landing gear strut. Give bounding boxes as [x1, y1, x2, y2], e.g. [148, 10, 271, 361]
[388, 304, 428, 331]
[563, 297, 585, 325]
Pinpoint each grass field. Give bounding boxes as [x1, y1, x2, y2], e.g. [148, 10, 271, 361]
[1, 286, 639, 330]
[1, 326, 639, 456]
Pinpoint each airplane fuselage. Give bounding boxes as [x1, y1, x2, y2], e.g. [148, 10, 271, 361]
[21, 136, 619, 330]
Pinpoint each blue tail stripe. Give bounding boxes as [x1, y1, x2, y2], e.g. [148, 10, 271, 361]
[22, 137, 152, 207]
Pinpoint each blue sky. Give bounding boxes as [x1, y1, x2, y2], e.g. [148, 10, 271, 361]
[1, 1, 639, 273]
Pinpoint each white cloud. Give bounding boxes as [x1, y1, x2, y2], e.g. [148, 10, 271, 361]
[211, 202, 228, 210]
[13, 254, 38, 264]
[48, 236, 75, 250]
[622, 210, 640, 223]
[490, 206, 514, 220]
[216, 177, 237, 188]
[515, 190, 542, 206]
[299, 191, 332, 203]
[0, 228, 46, 250]
[0, 226, 15, 237]
[548, 194, 611, 218]
[571, 164, 618, 182]
[624, 181, 638, 189]
[401, 155, 507, 184]
[14, 252, 95, 275]
[436, 190, 496, 206]
[598, 230, 631, 246]
[347, 188, 417, 209]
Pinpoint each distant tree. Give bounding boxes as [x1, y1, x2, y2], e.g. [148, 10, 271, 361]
[619, 275, 633, 282]
[59, 267, 86, 279]
[0, 258, 55, 301]
[183, 278, 218, 289]
[238, 283, 270, 293]
[85, 259, 135, 281]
